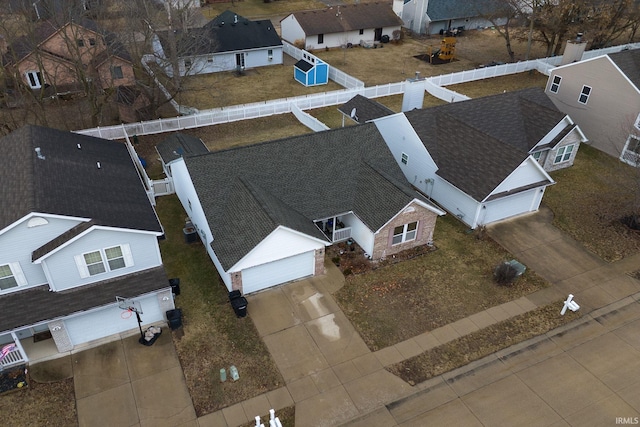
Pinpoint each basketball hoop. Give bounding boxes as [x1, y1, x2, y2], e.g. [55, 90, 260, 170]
[121, 309, 133, 319]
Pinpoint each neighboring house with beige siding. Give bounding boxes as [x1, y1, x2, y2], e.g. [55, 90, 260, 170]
[545, 49, 640, 165]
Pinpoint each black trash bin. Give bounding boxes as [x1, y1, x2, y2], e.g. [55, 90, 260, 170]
[228, 291, 248, 318]
[169, 278, 181, 296]
[166, 308, 183, 330]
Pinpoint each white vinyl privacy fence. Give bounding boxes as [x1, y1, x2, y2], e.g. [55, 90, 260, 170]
[76, 43, 640, 140]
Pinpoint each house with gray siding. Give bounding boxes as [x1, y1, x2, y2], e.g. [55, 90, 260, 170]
[0, 126, 172, 368]
[375, 87, 586, 228]
[153, 10, 283, 77]
[545, 49, 640, 166]
[169, 124, 444, 295]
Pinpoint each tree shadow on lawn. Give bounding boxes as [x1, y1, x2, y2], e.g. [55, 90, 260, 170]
[332, 215, 549, 351]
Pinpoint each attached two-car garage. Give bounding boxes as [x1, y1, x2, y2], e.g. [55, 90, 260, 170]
[241, 251, 316, 294]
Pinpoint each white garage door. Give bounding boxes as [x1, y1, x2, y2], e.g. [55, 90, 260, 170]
[482, 190, 538, 225]
[242, 251, 315, 294]
[65, 295, 164, 346]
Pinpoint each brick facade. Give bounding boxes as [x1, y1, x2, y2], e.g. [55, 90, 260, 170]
[371, 202, 438, 260]
[231, 271, 243, 292]
[314, 247, 325, 276]
[541, 130, 582, 172]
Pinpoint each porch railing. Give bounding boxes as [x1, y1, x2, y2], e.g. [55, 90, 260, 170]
[333, 227, 352, 242]
[0, 346, 26, 369]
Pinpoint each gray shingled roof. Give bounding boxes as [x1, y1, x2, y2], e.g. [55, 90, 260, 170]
[156, 133, 209, 165]
[156, 11, 281, 57]
[0, 125, 162, 233]
[608, 49, 640, 90]
[0, 267, 169, 333]
[405, 88, 559, 200]
[427, 0, 507, 21]
[288, 2, 403, 37]
[338, 94, 395, 123]
[184, 124, 437, 270]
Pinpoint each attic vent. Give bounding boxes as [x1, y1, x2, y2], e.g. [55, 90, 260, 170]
[35, 147, 45, 160]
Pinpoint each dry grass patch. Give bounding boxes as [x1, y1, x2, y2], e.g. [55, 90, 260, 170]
[201, 0, 325, 20]
[334, 215, 549, 351]
[178, 59, 344, 110]
[0, 378, 77, 427]
[447, 70, 548, 98]
[156, 196, 284, 416]
[387, 303, 582, 385]
[544, 144, 640, 262]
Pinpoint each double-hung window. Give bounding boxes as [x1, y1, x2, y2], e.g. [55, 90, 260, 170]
[554, 145, 574, 164]
[578, 85, 591, 104]
[392, 222, 418, 245]
[0, 263, 27, 291]
[75, 244, 133, 278]
[318, 34, 324, 44]
[549, 75, 561, 93]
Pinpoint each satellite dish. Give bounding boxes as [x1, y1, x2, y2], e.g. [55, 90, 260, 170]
[350, 107, 358, 121]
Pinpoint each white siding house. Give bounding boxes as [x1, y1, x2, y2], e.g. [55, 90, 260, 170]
[281, 2, 403, 50]
[374, 88, 584, 228]
[153, 10, 283, 77]
[169, 124, 444, 295]
[0, 126, 172, 368]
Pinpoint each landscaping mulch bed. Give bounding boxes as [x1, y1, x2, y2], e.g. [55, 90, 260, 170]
[0, 365, 28, 395]
[326, 240, 437, 276]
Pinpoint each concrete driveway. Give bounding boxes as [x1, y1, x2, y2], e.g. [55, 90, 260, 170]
[73, 331, 196, 427]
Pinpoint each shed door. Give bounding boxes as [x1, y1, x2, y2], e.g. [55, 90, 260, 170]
[241, 251, 315, 294]
[374, 28, 383, 41]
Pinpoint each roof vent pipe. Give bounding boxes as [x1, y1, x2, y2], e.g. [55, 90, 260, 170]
[96, 161, 101, 169]
[576, 32, 583, 42]
[77, 143, 81, 149]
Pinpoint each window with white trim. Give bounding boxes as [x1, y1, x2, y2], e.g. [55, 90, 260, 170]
[549, 75, 561, 93]
[317, 34, 324, 44]
[401, 152, 408, 165]
[392, 222, 418, 245]
[0, 263, 27, 291]
[554, 145, 574, 164]
[75, 244, 133, 278]
[578, 85, 591, 104]
[532, 151, 542, 162]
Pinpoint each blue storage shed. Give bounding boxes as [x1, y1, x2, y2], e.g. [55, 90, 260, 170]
[294, 53, 329, 87]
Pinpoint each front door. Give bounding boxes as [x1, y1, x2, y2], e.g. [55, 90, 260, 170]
[374, 28, 383, 41]
[235, 53, 245, 71]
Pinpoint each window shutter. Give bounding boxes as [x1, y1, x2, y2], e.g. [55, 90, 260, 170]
[74, 255, 90, 278]
[121, 244, 134, 267]
[9, 262, 27, 286]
